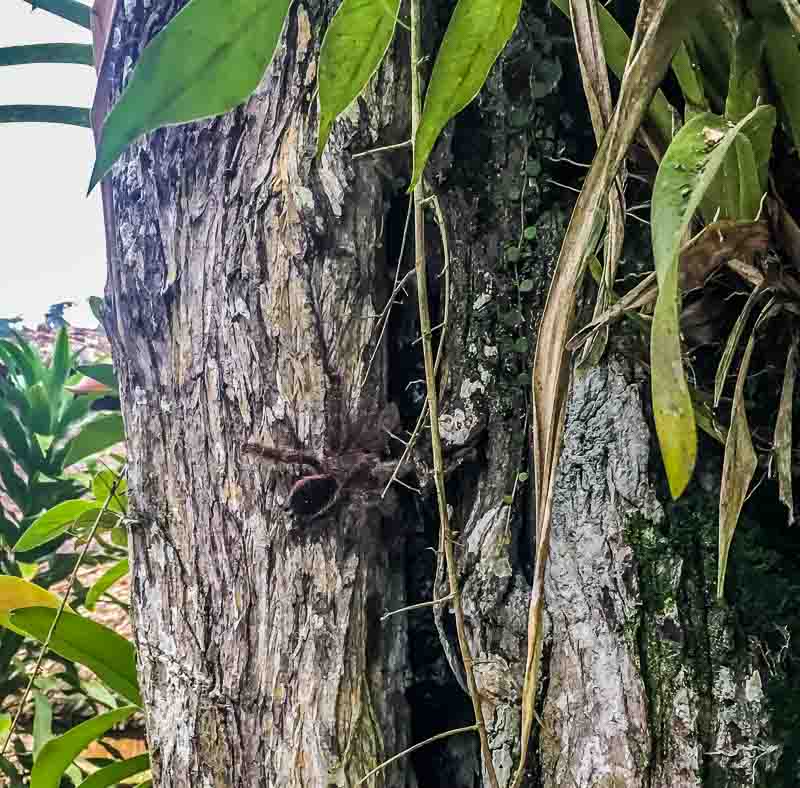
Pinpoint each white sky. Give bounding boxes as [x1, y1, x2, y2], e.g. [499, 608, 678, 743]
[0, 0, 105, 328]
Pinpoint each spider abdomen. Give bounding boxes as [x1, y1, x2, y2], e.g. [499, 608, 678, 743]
[287, 474, 338, 517]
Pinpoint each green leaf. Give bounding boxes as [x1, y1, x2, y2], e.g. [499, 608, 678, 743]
[410, 0, 522, 188]
[752, 2, 800, 154]
[33, 692, 54, 760]
[63, 414, 125, 468]
[0, 405, 30, 471]
[20, 0, 92, 29]
[650, 106, 774, 499]
[85, 559, 130, 611]
[48, 328, 71, 399]
[0, 43, 93, 67]
[317, 0, 400, 156]
[27, 382, 53, 436]
[724, 21, 764, 123]
[14, 501, 100, 553]
[30, 706, 138, 788]
[76, 754, 150, 788]
[11, 608, 141, 706]
[76, 364, 118, 392]
[93, 470, 128, 513]
[0, 105, 90, 127]
[0, 448, 28, 510]
[90, 0, 293, 191]
[0, 338, 39, 386]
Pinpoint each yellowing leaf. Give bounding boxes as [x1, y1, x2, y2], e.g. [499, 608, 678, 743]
[650, 105, 774, 499]
[0, 577, 69, 636]
[317, 0, 400, 156]
[410, 0, 522, 188]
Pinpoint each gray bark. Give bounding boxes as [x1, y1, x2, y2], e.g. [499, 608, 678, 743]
[100, 1, 790, 786]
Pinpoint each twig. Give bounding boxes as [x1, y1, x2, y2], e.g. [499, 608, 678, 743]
[0, 467, 127, 758]
[352, 139, 412, 159]
[380, 593, 455, 621]
[408, 0, 498, 785]
[358, 724, 477, 784]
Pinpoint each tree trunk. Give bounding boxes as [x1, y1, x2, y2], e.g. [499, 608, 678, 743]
[101, 1, 796, 786]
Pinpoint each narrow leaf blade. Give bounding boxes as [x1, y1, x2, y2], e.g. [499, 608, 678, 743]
[317, 0, 400, 155]
[30, 706, 138, 788]
[85, 558, 130, 611]
[76, 753, 150, 788]
[410, 0, 522, 188]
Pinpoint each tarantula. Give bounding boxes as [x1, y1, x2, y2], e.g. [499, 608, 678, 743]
[244, 401, 408, 520]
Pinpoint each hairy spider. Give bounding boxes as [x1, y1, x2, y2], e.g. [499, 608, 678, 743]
[245, 401, 408, 520]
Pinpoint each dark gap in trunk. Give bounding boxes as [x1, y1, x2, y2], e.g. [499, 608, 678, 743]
[381, 182, 480, 786]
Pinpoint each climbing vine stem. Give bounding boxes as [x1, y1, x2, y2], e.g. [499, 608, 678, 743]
[408, 0, 500, 785]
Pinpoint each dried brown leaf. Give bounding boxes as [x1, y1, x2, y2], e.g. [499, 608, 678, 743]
[515, 1, 699, 784]
[718, 330, 758, 599]
[775, 333, 799, 524]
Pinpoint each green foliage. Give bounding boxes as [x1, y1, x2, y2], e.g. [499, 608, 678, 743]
[410, 0, 522, 188]
[89, 0, 293, 191]
[10, 609, 141, 707]
[0, 332, 139, 784]
[75, 753, 150, 788]
[29, 706, 137, 788]
[317, 0, 401, 156]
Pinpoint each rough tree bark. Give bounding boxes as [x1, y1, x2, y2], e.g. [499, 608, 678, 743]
[100, 1, 796, 786]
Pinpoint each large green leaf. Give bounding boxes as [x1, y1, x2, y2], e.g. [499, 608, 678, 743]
[14, 500, 100, 553]
[30, 706, 138, 788]
[410, 0, 522, 188]
[650, 105, 774, 499]
[0, 43, 93, 67]
[10, 608, 141, 706]
[63, 413, 125, 468]
[317, 0, 400, 155]
[86, 559, 130, 611]
[76, 754, 150, 788]
[90, 0, 293, 191]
